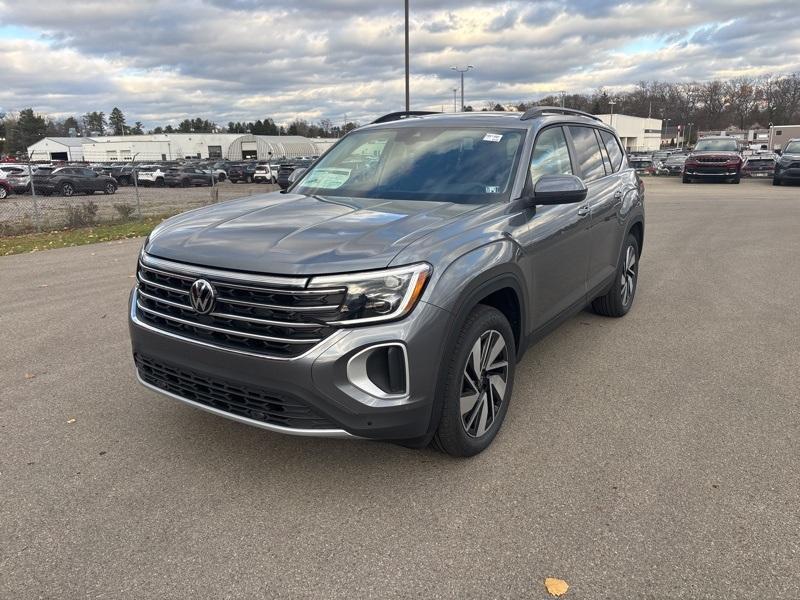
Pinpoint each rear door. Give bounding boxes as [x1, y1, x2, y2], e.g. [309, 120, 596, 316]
[565, 126, 623, 294]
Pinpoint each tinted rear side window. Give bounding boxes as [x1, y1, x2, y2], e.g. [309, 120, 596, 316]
[600, 130, 624, 172]
[567, 126, 606, 182]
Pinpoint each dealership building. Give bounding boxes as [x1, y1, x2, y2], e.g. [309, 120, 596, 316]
[595, 114, 663, 152]
[28, 133, 331, 163]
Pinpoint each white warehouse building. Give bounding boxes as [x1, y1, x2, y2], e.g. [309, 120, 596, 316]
[29, 133, 327, 163]
[595, 114, 663, 152]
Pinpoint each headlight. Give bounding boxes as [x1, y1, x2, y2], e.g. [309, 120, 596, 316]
[308, 263, 431, 325]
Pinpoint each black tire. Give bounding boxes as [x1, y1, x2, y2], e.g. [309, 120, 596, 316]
[591, 233, 640, 318]
[61, 182, 75, 197]
[731, 175, 741, 184]
[104, 182, 117, 195]
[0, 186, 7, 199]
[682, 175, 691, 183]
[773, 177, 781, 186]
[156, 178, 165, 187]
[218, 173, 226, 182]
[432, 305, 516, 457]
[181, 178, 190, 188]
[118, 176, 129, 186]
[86, 190, 95, 195]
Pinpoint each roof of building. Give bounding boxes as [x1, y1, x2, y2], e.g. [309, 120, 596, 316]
[37, 137, 95, 146]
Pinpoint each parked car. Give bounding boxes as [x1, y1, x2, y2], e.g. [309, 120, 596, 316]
[33, 166, 117, 196]
[741, 155, 775, 178]
[130, 107, 645, 456]
[0, 165, 28, 179]
[253, 163, 277, 183]
[136, 165, 168, 187]
[163, 167, 214, 187]
[629, 157, 656, 176]
[682, 137, 743, 183]
[659, 154, 688, 176]
[227, 163, 257, 183]
[0, 178, 11, 199]
[773, 139, 800, 186]
[111, 165, 137, 186]
[277, 159, 313, 189]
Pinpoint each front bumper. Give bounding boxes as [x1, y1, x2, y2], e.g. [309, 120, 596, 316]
[775, 167, 800, 180]
[128, 289, 451, 440]
[684, 165, 740, 178]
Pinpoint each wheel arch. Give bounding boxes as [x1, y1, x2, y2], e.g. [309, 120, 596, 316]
[627, 219, 644, 256]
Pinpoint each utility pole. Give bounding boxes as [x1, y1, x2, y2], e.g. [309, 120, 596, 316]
[609, 98, 617, 128]
[453, 88, 458, 113]
[404, 0, 410, 112]
[450, 65, 474, 112]
[560, 91, 566, 108]
[27, 150, 40, 231]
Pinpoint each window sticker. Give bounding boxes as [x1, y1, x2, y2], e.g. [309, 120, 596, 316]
[301, 167, 351, 189]
[485, 186, 500, 193]
[483, 133, 503, 142]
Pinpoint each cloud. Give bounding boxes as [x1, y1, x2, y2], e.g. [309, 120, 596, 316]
[0, 0, 798, 127]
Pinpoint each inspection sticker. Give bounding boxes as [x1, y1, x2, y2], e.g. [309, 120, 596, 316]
[483, 133, 503, 142]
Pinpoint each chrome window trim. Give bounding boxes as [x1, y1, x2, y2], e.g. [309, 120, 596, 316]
[136, 371, 356, 438]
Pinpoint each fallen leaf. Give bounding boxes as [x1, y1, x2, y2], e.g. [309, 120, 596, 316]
[545, 578, 569, 597]
[67, 418, 76, 424]
[24, 372, 36, 379]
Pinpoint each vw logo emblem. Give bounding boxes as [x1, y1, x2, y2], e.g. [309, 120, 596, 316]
[189, 279, 216, 314]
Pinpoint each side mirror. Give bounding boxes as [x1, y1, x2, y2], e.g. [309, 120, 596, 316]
[775, 150, 782, 156]
[288, 167, 306, 184]
[532, 174, 588, 205]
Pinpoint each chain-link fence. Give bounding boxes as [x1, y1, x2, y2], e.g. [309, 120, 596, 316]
[0, 181, 279, 236]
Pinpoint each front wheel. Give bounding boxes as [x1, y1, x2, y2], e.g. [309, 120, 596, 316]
[0, 186, 7, 199]
[682, 174, 691, 183]
[61, 182, 75, 197]
[731, 175, 741, 184]
[104, 182, 117, 195]
[773, 177, 781, 186]
[432, 305, 516, 457]
[591, 233, 640, 317]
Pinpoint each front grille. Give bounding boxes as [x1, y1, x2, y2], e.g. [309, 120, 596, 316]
[696, 156, 733, 164]
[136, 254, 345, 358]
[135, 354, 338, 429]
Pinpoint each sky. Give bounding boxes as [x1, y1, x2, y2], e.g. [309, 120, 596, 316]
[1, 0, 798, 128]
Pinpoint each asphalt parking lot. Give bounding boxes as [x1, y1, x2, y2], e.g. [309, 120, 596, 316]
[2, 177, 799, 599]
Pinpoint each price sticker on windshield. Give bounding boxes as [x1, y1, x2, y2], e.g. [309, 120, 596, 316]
[483, 133, 503, 143]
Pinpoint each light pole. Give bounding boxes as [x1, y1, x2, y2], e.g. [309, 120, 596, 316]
[453, 88, 458, 113]
[608, 98, 617, 128]
[404, 0, 410, 112]
[560, 91, 566, 108]
[450, 65, 474, 112]
[686, 122, 694, 148]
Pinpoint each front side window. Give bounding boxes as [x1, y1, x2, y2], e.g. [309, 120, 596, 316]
[567, 126, 606, 181]
[600, 129, 624, 172]
[294, 127, 525, 203]
[529, 126, 573, 184]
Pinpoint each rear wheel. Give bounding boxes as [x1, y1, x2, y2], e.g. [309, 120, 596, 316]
[682, 174, 691, 183]
[104, 182, 117, 195]
[731, 175, 741, 184]
[773, 177, 781, 186]
[156, 178, 165, 187]
[591, 233, 640, 318]
[0, 186, 7, 199]
[118, 176, 130, 186]
[432, 305, 516, 457]
[61, 182, 75, 197]
[181, 178, 190, 188]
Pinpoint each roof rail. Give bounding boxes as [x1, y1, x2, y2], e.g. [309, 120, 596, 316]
[520, 106, 604, 123]
[371, 111, 440, 124]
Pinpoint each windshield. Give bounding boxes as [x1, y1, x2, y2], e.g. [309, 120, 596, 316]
[784, 141, 800, 154]
[293, 126, 525, 203]
[695, 139, 738, 152]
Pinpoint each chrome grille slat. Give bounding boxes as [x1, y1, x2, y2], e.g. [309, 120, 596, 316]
[136, 301, 322, 344]
[135, 253, 343, 358]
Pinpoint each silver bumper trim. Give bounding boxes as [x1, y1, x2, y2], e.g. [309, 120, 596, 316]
[135, 371, 357, 439]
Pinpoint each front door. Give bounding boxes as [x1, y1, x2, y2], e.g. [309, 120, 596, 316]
[520, 125, 592, 330]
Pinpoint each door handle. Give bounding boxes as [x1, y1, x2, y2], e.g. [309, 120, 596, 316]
[577, 206, 590, 217]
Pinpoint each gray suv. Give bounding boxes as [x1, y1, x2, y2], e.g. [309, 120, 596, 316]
[129, 108, 645, 456]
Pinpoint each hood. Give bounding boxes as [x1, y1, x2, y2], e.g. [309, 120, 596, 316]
[688, 150, 740, 160]
[145, 191, 482, 275]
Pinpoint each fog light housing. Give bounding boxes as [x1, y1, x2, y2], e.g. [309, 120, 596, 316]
[346, 343, 409, 398]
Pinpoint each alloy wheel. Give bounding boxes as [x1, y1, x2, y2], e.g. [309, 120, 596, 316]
[460, 329, 509, 438]
[106, 183, 116, 194]
[620, 244, 637, 306]
[62, 183, 74, 196]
